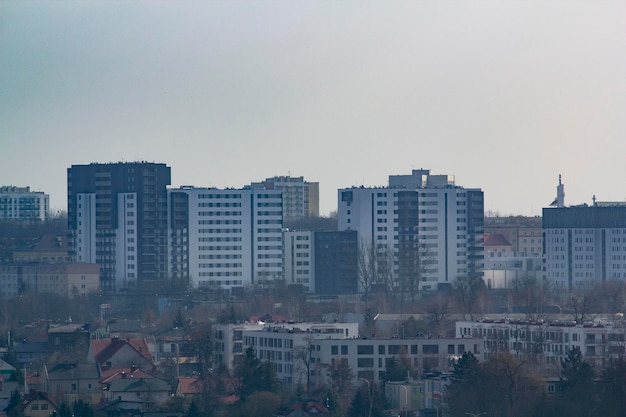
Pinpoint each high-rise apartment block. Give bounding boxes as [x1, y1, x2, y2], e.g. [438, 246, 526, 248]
[167, 186, 283, 290]
[543, 176, 626, 290]
[283, 230, 315, 291]
[544, 203, 626, 290]
[0, 186, 49, 221]
[251, 176, 319, 223]
[338, 169, 484, 291]
[67, 162, 171, 291]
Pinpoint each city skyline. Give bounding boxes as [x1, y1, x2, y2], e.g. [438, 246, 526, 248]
[2, 1, 626, 216]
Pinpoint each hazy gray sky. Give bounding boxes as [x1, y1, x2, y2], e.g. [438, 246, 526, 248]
[2, 1, 625, 216]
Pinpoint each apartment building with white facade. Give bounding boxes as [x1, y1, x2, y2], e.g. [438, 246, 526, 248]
[0, 186, 49, 221]
[309, 336, 483, 387]
[167, 186, 283, 291]
[240, 322, 359, 391]
[338, 169, 484, 292]
[283, 230, 315, 292]
[251, 176, 319, 223]
[456, 318, 625, 367]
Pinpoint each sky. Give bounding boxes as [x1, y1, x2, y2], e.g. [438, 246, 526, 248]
[2, 1, 626, 216]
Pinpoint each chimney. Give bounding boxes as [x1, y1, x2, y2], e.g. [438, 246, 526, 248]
[121, 372, 126, 379]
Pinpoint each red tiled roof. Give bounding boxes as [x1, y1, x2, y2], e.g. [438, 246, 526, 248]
[100, 367, 156, 383]
[177, 377, 203, 395]
[91, 338, 152, 365]
[483, 234, 511, 247]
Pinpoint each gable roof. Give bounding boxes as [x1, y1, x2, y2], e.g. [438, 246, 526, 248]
[101, 367, 157, 384]
[14, 342, 48, 354]
[108, 377, 171, 393]
[177, 377, 203, 395]
[0, 359, 15, 374]
[483, 234, 511, 247]
[17, 391, 58, 412]
[91, 338, 152, 365]
[47, 363, 101, 380]
[107, 319, 143, 333]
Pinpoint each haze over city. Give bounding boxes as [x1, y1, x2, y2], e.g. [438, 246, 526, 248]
[2, 1, 626, 215]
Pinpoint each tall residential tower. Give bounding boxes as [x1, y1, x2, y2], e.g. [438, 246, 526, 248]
[338, 169, 484, 292]
[67, 162, 171, 291]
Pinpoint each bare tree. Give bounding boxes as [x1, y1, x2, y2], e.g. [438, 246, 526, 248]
[566, 291, 596, 324]
[398, 241, 436, 304]
[358, 239, 396, 309]
[453, 275, 486, 320]
[293, 338, 313, 393]
[511, 275, 556, 321]
[358, 238, 378, 309]
[425, 293, 452, 336]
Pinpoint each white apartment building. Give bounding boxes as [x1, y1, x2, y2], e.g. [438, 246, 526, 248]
[309, 337, 483, 387]
[283, 230, 314, 292]
[213, 323, 266, 371]
[167, 187, 283, 290]
[338, 169, 484, 291]
[0, 186, 49, 221]
[241, 322, 359, 391]
[456, 318, 625, 367]
[251, 176, 319, 223]
[73, 192, 137, 289]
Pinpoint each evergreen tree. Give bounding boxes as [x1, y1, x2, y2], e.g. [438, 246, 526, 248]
[234, 347, 280, 401]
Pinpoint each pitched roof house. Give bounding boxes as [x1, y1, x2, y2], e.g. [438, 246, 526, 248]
[88, 338, 153, 370]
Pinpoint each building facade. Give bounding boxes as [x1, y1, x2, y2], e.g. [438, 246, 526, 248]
[67, 162, 171, 291]
[338, 169, 484, 292]
[251, 176, 319, 223]
[284, 230, 315, 292]
[314, 230, 358, 294]
[0, 263, 99, 298]
[241, 322, 359, 391]
[543, 203, 626, 290]
[456, 318, 625, 367]
[167, 186, 283, 290]
[0, 186, 49, 221]
[309, 336, 483, 387]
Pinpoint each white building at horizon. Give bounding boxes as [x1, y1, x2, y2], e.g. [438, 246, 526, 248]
[167, 186, 284, 290]
[251, 176, 319, 223]
[0, 186, 49, 221]
[338, 169, 484, 292]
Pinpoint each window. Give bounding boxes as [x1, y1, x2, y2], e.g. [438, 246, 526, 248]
[357, 345, 374, 355]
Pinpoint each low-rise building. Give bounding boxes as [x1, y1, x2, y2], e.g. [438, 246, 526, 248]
[456, 318, 625, 366]
[240, 322, 360, 391]
[47, 323, 90, 354]
[0, 262, 100, 298]
[385, 379, 424, 414]
[309, 337, 483, 387]
[88, 338, 154, 371]
[43, 363, 101, 405]
[12, 391, 57, 417]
